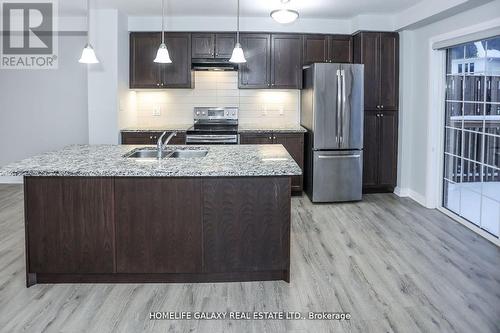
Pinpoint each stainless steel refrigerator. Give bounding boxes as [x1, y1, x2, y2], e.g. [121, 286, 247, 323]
[301, 63, 364, 203]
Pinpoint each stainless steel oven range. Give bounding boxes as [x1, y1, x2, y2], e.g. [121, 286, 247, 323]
[186, 107, 239, 145]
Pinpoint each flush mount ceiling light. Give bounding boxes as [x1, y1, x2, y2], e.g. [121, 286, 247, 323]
[229, 0, 246, 63]
[154, 0, 172, 63]
[271, 0, 299, 24]
[79, 0, 99, 64]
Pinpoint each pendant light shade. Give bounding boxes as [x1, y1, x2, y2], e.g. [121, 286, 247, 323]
[80, 0, 99, 64]
[154, 43, 172, 63]
[229, 43, 246, 63]
[271, 0, 299, 24]
[230, 0, 246, 64]
[79, 43, 99, 64]
[154, 0, 172, 64]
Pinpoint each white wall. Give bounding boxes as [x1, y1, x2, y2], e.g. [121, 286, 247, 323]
[398, 0, 500, 207]
[87, 9, 127, 144]
[0, 34, 89, 183]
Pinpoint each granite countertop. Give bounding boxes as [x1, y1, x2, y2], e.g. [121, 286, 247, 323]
[237, 124, 307, 133]
[0, 145, 302, 177]
[120, 125, 307, 133]
[120, 125, 192, 132]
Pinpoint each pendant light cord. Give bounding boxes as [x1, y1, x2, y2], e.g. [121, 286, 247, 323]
[236, 0, 240, 43]
[161, 0, 165, 44]
[87, 0, 90, 43]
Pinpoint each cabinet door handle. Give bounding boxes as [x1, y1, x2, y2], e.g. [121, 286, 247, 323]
[380, 105, 384, 109]
[156, 83, 160, 87]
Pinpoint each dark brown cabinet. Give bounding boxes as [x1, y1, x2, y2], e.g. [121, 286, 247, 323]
[328, 35, 352, 63]
[354, 31, 399, 192]
[25, 177, 115, 274]
[239, 33, 271, 89]
[271, 34, 303, 89]
[192, 33, 236, 59]
[130, 32, 192, 89]
[303, 34, 352, 65]
[239, 33, 302, 89]
[203, 178, 290, 273]
[192, 33, 215, 58]
[115, 178, 203, 273]
[353, 32, 399, 110]
[363, 111, 398, 191]
[240, 132, 304, 192]
[121, 131, 186, 145]
[129, 33, 162, 88]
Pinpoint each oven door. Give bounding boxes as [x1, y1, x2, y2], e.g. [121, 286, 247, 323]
[185, 134, 239, 145]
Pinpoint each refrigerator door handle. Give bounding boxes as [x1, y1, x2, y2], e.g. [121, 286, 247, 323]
[318, 154, 361, 160]
[341, 69, 346, 147]
[336, 69, 342, 147]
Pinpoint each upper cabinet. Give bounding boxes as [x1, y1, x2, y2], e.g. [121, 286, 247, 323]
[271, 34, 303, 89]
[303, 34, 352, 65]
[239, 33, 302, 89]
[191, 33, 236, 59]
[328, 35, 352, 64]
[129, 32, 162, 88]
[191, 33, 215, 58]
[238, 33, 271, 89]
[353, 32, 399, 110]
[130, 32, 193, 89]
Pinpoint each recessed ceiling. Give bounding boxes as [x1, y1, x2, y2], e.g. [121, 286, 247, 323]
[60, 0, 424, 18]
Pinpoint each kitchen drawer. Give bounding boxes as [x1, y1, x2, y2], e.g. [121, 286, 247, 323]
[121, 132, 186, 145]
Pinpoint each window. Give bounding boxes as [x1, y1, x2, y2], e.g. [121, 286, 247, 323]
[444, 36, 500, 237]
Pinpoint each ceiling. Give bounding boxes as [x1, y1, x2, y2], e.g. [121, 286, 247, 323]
[60, 0, 424, 18]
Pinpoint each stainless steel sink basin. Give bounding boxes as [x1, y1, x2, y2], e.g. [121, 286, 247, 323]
[125, 149, 169, 159]
[124, 148, 208, 159]
[169, 149, 208, 158]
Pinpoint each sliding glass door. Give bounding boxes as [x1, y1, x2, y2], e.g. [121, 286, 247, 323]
[443, 36, 500, 237]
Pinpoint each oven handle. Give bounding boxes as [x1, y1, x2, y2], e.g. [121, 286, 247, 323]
[186, 135, 237, 140]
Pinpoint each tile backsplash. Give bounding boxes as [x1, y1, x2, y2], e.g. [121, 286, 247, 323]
[119, 71, 300, 128]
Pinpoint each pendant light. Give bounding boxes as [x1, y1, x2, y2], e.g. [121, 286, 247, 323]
[154, 0, 172, 63]
[271, 0, 299, 24]
[79, 0, 99, 63]
[229, 0, 246, 63]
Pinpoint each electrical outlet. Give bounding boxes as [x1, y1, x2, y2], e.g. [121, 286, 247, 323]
[152, 106, 161, 116]
[279, 106, 284, 115]
[262, 105, 267, 116]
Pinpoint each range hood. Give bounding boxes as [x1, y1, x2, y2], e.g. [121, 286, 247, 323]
[192, 58, 238, 71]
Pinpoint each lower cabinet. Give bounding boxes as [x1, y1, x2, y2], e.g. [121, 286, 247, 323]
[240, 132, 304, 192]
[203, 178, 290, 272]
[25, 176, 291, 284]
[121, 131, 186, 145]
[26, 177, 115, 274]
[363, 110, 398, 192]
[115, 178, 203, 273]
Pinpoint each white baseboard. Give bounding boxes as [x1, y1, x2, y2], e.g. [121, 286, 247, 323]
[0, 176, 23, 184]
[394, 186, 409, 197]
[395, 186, 431, 208]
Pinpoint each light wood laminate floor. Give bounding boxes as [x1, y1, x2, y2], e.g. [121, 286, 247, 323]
[0, 184, 498, 333]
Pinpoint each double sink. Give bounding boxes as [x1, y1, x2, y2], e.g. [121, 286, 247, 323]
[124, 147, 208, 159]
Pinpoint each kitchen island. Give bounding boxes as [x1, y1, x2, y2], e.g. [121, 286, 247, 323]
[0, 145, 301, 287]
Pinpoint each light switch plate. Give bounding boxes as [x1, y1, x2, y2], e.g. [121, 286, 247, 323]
[153, 106, 161, 116]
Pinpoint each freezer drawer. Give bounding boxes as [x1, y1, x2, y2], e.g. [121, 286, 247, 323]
[311, 150, 363, 203]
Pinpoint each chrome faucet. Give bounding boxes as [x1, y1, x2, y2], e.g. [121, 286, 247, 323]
[157, 131, 177, 159]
